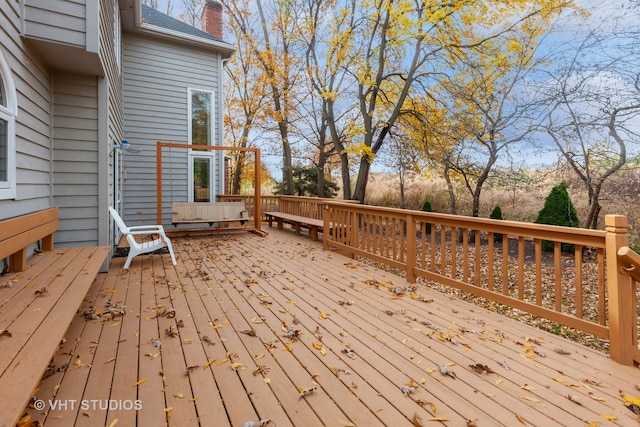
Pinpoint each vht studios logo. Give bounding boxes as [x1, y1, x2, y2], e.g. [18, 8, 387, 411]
[33, 399, 143, 411]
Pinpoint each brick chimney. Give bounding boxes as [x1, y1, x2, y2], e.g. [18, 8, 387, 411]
[202, 0, 223, 40]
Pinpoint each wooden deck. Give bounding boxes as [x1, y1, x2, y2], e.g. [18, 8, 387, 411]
[22, 228, 640, 426]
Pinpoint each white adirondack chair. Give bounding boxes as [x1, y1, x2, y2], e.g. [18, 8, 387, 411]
[108, 207, 177, 269]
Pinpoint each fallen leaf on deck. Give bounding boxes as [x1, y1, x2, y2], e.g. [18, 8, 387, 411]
[469, 362, 495, 374]
[0, 329, 12, 337]
[427, 418, 449, 422]
[554, 347, 571, 355]
[467, 420, 478, 427]
[251, 317, 265, 324]
[411, 413, 423, 426]
[515, 413, 526, 425]
[241, 329, 257, 337]
[439, 365, 456, 379]
[202, 335, 215, 345]
[601, 414, 617, 421]
[202, 359, 216, 369]
[108, 419, 119, 427]
[133, 379, 147, 387]
[521, 384, 536, 392]
[337, 419, 356, 427]
[401, 385, 416, 396]
[319, 310, 329, 319]
[230, 362, 246, 371]
[585, 422, 602, 427]
[567, 394, 581, 405]
[298, 385, 318, 400]
[74, 356, 84, 367]
[173, 393, 184, 398]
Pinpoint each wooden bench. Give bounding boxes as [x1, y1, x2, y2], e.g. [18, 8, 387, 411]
[172, 201, 249, 227]
[264, 211, 324, 241]
[0, 208, 110, 427]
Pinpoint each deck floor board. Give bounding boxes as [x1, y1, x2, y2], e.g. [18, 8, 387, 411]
[22, 229, 640, 426]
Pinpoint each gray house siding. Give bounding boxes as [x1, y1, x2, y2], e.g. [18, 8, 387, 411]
[0, 0, 53, 219]
[49, 0, 123, 249]
[23, 0, 88, 49]
[51, 72, 100, 246]
[122, 33, 223, 226]
[99, 0, 124, 247]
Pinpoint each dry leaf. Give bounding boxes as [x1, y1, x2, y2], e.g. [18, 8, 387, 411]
[0, 329, 12, 338]
[319, 310, 329, 319]
[469, 362, 495, 374]
[298, 385, 318, 400]
[554, 347, 571, 355]
[515, 413, 526, 425]
[411, 412, 423, 427]
[439, 365, 456, 379]
[241, 329, 257, 337]
[567, 394, 582, 405]
[108, 419, 119, 427]
[601, 415, 617, 421]
[133, 379, 147, 387]
[337, 419, 356, 427]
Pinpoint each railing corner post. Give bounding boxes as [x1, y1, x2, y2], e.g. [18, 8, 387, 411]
[605, 214, 635, 365]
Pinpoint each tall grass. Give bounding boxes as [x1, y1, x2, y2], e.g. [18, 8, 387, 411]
[364, 168, 640, 244]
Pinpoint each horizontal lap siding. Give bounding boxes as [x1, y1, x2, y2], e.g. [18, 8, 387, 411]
[52, 72, 99, 246]
[23, 0, 86, 48]
[122, 34, 221, 226]
[0, 1, 53, 218]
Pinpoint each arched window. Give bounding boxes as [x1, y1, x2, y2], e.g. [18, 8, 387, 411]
[0, 49, 16, 199]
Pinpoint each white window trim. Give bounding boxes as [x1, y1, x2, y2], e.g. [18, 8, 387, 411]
[187, 88, 216, 202]
[187, 87, 215, 147]
[0, 49, 17, 200]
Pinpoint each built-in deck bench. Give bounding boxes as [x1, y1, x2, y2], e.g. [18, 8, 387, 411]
[172, 202, 249, 227]
[264, 211, 324, 241]
[0, 208, 110, 427]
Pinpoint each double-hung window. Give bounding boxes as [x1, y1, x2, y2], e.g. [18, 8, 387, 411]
[0, 50, 16, 200]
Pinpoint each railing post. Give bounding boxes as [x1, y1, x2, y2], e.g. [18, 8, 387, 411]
[406, 214, 416, 283]
[605, 214, 635, 365]
[323, 204, 329, 250]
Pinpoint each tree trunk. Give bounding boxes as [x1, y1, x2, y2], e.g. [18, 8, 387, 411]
[339, 151, 351, 199]
[231, 151, 246, 194]
[443, 163, 457, 215]
[352, 157, 371, 203]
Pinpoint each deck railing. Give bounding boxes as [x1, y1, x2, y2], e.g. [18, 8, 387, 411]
[217, 195, 279, 220]
[313, 200, 640, 366]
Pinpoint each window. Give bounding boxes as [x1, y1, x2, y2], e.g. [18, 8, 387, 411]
[0, 50, 16, 200]
[189, 89, 213, 146]
[188, 89, 215, 202]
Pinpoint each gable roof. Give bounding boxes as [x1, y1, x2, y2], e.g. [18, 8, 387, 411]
[141, 5, 222, 43]
[120, 1, 235, 59]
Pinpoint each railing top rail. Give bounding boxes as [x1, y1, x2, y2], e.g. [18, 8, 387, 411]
[324, 200, 606, 248]
[618, 246, 640, 282]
